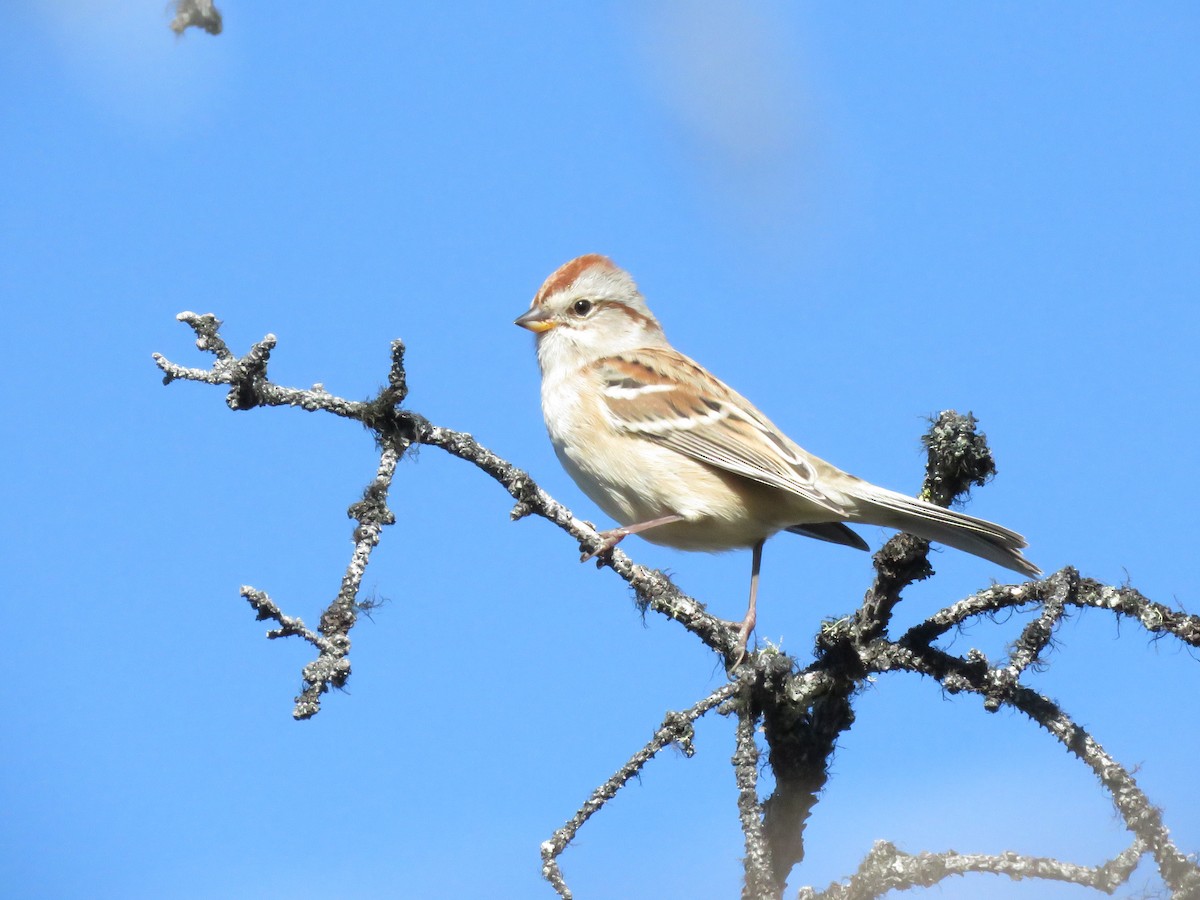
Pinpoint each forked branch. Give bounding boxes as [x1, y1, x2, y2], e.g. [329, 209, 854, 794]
[155, 315, 1200, 898]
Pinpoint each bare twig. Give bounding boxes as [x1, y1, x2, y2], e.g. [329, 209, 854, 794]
[407, 416, 742, 659]
[155, 314, 738, 714]
[854, 411, 996, 644]
[775, 411, 1002, 887]
[156, 315, 409, 719]
[991, 567, 1072, 705]
[733, 695, 773, 899]
[901, 578, 1054, 647]
[289, 441, 401, 719]
[241, 586, 336, 651]
[901, 570, 1200, 650]
[877, 643, 1200, 896]
[797, 839, 1146, 900]
[1068, 581, 1200, 647]
[1008, 685, 1199, 894]
[155, 315, 1200, 897]
[540, 681, 741, 899]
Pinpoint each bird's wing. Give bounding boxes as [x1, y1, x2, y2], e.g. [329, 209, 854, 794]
[595, 349, 851, 518]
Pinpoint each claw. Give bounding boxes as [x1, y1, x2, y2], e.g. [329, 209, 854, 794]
[730, 613, 756, 668]
[578, 514, 686, 563]
[580, 528, 629, 563]
[729, 539, 764, 669]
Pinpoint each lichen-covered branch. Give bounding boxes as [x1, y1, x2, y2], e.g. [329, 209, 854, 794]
[407, 415, 741, 658]
[797, 839, 1146, 900]
[874, 642, 1200, 896]
[901, 568, 1200, 651]
[155, 315, 410, 718]
[155, 314, 1200, 897]
[155, 314, 739, 715]
[732, 695, 773, 900]
[540, 681, 741, 900]
[854, 411, 998, 644]
[241, 586, 335, 650]
[1068, 581, 1200, 646]
[290, 441, 401, 719]
[761, 412, 1000, 891]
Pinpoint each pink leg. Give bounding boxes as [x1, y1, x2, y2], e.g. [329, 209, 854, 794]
[732, 539, 764, 665]
[580, 514, 685, 562]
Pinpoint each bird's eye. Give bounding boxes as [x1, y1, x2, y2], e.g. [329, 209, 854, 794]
[571, 299, 594, 317]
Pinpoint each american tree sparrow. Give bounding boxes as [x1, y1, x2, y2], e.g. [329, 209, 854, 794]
[516, 254, 1039, 656]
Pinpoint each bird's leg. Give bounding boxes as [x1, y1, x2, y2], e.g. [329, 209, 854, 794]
[732, 539, 764, 666]
[580, 514, 685, 562]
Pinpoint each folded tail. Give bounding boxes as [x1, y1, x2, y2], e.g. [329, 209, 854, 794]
[843, 484, 1040, 577]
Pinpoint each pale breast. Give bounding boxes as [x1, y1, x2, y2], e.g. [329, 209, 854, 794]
[540, 365, 816, 551]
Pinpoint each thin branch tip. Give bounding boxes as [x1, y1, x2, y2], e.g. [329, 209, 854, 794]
[156, 316, 1200, 893]
[170, 0, 222, 35]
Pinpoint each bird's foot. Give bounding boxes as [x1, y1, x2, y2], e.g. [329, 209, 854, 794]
[729, 611, 757, 669]
[580, 528, 629, 563]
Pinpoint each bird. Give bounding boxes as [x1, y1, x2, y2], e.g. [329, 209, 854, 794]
[515, 254, 1039, 658]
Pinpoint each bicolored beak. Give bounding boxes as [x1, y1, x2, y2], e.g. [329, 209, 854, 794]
[514, 306, 557, 333]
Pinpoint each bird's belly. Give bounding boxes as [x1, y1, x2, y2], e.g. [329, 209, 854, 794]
[553, 436, 813, 551]
[540, 368, 836, 552]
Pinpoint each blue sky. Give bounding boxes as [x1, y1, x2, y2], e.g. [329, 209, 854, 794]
[2, 3, 1197, 898]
